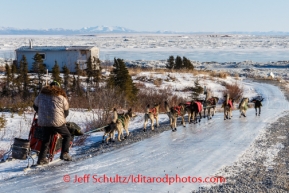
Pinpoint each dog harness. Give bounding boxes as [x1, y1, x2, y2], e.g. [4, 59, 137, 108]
[208, 98, 215, 104]
[195, 102, 203, 113]
[149, 107, 157, 118]
[228, 100, 233, 108]
[173, 106, 182, 116]
[117, 115, 125, 128]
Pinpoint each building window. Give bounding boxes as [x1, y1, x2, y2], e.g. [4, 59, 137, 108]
[39, 53, 46, 60]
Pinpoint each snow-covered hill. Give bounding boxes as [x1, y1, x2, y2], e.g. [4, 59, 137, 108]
[0, 26, 136, 35]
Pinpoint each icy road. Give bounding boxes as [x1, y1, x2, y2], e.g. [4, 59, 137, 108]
[1, 82, 288, 193]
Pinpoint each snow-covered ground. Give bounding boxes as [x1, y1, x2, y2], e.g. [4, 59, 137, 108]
[1, 34, 289, 82]
[1, 34, 289, 192]
[1, 34, 289, 62]
[0, 81, 288, 192]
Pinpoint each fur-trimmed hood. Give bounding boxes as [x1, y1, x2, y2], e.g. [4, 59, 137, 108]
[40, 86, 67, 98]
[34, 86, 69, 127]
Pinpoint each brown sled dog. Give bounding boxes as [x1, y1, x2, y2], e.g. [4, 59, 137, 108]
[143, 103, 160, 132]
[222, 94, 234, 120]
[164, 101, 187, 132]
[102, 108, 134, 144]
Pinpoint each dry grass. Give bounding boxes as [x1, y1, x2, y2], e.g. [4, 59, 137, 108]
[128, 67, 143, 76]
[234, 73, 240, 80]
[69, 87, 126, 127]
[135, 86, 185, 113]
[276, 77, 282, 82]
[153, 78, 163, 87]
[153, 68, 167, 74]
[0, 96, 34, 113]
[209, 71, 218, 77]
[0, 66, 5, 72]
[191, 70, 207, 76]
[182, 87, 192, 92]
[219, 72, 228, 79]
[0, 113, 7, 130]
[128, 66, 200, 75]
[174, 68, 195, 73]
[128, 67, 232, 82]
[209, 71, 228, 79]
[134, 82, 146, 89]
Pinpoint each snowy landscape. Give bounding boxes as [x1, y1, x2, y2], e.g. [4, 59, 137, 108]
[0, 34, 289, 192]
[1, 34, 289, 80]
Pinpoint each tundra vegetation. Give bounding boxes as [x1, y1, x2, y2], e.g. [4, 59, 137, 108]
[0, 54, 245, 132]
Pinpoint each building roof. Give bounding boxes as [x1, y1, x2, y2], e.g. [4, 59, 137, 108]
[15, 46, 96, 52]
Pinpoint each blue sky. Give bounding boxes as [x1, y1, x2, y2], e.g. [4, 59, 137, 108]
[1, 0, 289, 32]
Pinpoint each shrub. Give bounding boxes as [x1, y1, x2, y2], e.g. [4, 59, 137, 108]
[134, 82, 146, 88]
[135, 86, 185, 112]
[0, 96, 33, 113]
[222, 82, 243, 102]
[69, 87, 126, 127]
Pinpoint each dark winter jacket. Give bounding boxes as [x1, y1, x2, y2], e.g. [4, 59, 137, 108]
[34, 86, 69, 127]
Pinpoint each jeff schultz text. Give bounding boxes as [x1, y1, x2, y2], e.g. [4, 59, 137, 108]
[65, 174, 226, 185]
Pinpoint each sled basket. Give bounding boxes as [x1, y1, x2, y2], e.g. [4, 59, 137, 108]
[12, 138, 30, 160]
[28, 114, 73, 162]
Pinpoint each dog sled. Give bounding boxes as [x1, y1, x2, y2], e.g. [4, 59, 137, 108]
[0, 113, 83, 169]
[28, 113, 73, 163]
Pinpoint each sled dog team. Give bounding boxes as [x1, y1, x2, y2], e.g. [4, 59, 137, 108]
[102, 94, 264, 143]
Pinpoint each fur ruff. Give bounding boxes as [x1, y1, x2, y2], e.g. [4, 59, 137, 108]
[41, 86, 67, 98]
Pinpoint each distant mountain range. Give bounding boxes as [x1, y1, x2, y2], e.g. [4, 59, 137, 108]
[0, 26, 136, 35]
[1, 26, 289, 35]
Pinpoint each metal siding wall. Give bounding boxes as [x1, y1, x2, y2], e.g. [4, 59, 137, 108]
[65, 50, 79, 72]
[17, 51, 38, 71]
[16, 50, 78, 72]
[44, 51, 67, 71]
[15, 47, 99, 72]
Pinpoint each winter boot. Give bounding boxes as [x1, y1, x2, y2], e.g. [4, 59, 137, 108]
[37, 158, 49, 165]
[60, 152, 72, 161]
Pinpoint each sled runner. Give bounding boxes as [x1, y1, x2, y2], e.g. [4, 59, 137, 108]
[23, 158, 62, 172]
